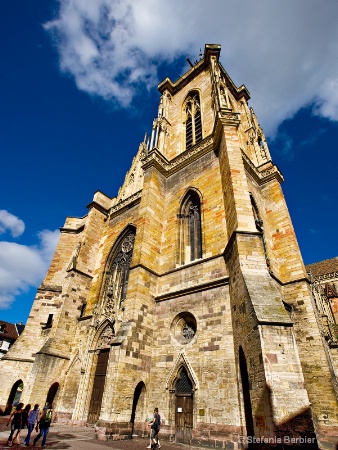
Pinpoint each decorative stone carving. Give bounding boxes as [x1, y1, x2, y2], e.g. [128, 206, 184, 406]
[96, 326, 114, 350]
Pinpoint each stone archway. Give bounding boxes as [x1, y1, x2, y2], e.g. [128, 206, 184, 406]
[130, 381, 146, 436]
[5, 379, 23, 414]
[46, 382, 59, 408]
[174, 367, 194, 444]
[87, 325, 114, 424]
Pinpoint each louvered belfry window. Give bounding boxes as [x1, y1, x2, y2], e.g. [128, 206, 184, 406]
[184, 92, 202, 149]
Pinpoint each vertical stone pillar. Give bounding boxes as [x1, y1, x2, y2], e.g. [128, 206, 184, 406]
[217, 116, 316, 443]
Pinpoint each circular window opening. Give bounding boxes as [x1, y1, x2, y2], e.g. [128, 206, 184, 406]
[171, 312, 197, 345]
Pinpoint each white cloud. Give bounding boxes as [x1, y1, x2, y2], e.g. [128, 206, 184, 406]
[44, 0, 338, 136]
[0, 229, 60, 310]
[0, 210, 25, 238]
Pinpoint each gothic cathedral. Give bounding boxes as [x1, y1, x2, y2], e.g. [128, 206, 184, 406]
[1, 45, 337, 449]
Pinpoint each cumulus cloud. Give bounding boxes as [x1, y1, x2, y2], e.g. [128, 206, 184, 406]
[0, 210, 25, 238]
[44, 0, 338, 136]
[0, 226, 59, 310]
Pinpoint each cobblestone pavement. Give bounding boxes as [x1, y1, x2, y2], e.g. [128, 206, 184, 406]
[0, 422, 205, 450]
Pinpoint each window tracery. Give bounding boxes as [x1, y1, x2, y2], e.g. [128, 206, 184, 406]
[184, 92, 202, 149]
[179, 191, 202, 264]
[102, 230, 135, 318]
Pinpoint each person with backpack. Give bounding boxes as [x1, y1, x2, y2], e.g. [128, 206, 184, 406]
[33, 403, 53, 448]
[147, 407, 161, 449]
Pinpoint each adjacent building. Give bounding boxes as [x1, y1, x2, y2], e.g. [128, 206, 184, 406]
[0, 321, 25, 359]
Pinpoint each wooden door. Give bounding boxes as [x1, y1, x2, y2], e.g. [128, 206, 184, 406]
[87, 349, 109, 424]
[175, 394, 193, 444]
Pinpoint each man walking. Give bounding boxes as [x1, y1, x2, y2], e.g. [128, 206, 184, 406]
[33, 404, 53, 448]
[24, 403, 40, 446]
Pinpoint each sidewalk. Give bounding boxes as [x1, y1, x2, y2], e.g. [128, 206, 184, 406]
[0, 420, 205, 450]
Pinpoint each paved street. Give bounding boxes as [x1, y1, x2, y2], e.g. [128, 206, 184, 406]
[0, 421, 205, 450]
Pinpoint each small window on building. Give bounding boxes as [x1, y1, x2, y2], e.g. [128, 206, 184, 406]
[0, 324, 5, 333]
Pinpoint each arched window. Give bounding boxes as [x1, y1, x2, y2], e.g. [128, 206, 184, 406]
[179, 191, 202, 264]
[102, 228, 135, 316]
[184, 91, 202, 149]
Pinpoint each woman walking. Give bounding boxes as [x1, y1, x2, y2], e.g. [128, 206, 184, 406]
[6, 402, 24, 447]
[13, 403, 31, 444]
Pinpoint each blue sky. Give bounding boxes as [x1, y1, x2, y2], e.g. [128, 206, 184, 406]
[1, 0, 338, 324]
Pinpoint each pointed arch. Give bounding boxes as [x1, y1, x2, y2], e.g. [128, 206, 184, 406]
[46, 382, 59, 407]
[130, 381, 146, 435]
[101, 225, 136, 318]
[183, 90, 203, 149]
[91, 318, 115, 351]
[179, 189, 202, 264]
[65, 350, 81, 375]
[5, 379, 23, 414]
[166, 351, 199, 391]
[87, 319, 115, 424]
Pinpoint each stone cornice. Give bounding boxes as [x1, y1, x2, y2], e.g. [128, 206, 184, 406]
[242, 150, 284, 185]
[65, 268, 93, 280]
[309, 271, 338, 283]
[157, 44, 250, 102]
[155, 276, 229, 302]
[59, 224, 85, 234]
[158, 45, 217, 95]
[35, 350, 70, 360]
[86, 200, 110, 216]
[109, 190, 142, 219]
[38, 284, 62, 293]
[130, 252, 225, 278]
[141, 135, 214, 178]
[1, 356, 34, 363]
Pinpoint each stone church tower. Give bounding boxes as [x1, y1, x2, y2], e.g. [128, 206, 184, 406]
[1, 44, 337, 449]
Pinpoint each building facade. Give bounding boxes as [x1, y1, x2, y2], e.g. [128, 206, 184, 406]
[0, 321, 24, 359]
[0, 44, 337, 449]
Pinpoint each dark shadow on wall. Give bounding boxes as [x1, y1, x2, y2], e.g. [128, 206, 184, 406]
[249, 383, 320, 450]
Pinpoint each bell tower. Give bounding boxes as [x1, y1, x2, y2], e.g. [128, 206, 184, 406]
[0, 44, 337, 449]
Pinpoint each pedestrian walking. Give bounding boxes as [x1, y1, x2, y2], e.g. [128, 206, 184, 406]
[33, 404, 53, 448]
[13, 403, 31, 444]
[147, 407, 161, 449]
[6, 402, 24, 446]
[24, 403, 40, 446]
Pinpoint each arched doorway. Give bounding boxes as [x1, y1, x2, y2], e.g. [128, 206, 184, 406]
[130, 382, 145, 435]
[175, 367, 193, 444]
[87, 325, 114, 424]
[239, 347, 254, 446]
[46, 382, 59, 407]
[5, 380, 23, 414]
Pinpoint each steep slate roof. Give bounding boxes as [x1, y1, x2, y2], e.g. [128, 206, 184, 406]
[306, 257, 338, 277]
[0, 320, 19, 342]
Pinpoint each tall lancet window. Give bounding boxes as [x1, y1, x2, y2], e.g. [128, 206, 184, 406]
[184, 91, 202, 149]
[102, 228, 135, 317]
[179, 191, 202, 264]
